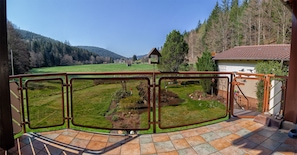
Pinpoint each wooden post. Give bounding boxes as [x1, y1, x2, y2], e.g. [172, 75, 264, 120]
[0, 0, 15, 150]
[285, 0, 297, 124]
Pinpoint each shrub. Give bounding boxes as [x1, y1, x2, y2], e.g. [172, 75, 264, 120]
[196, 51, 217, 94]
[255, 61, 288, 111]
[112, 89, 131, 103]
[119, 96, 142, 111]
[112, 115, 119, 121]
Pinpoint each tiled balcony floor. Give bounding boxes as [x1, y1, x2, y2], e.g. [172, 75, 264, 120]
[1, 118, 297, 155]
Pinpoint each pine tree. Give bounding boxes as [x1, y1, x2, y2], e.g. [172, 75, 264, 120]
[158, 30, 189, 72]
[196, 51, 217, 94]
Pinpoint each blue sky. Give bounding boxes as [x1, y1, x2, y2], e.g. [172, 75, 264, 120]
[7, 0, 218, 57]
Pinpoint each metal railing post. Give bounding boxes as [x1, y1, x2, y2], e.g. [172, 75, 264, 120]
[152, 72, 156, 133]
[65, 74, 70, 128]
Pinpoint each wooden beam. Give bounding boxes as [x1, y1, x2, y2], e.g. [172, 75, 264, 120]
[0, 0, 15, 150]
[285, 0, 297, 123]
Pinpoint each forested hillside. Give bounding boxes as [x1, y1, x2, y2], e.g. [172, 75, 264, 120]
[7, 21, 120, 74]
[77, 46, 125, 60]
[17, 28, 115, 67]
[184, 0, 292, 64]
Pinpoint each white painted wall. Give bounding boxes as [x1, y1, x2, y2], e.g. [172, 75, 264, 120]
[217, 61, 256, 73]
[269, 80, 283, 115]
[217, 61, 258, 98]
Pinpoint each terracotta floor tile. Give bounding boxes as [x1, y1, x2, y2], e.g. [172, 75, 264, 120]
[224, 133, 241, 143]
[213, 128, 232, 138]
[235, 138, 258, 151]
[209, 138, 231, 150]
[61, 130, 78, 137]
[140, 143, 156, 154]
[20, 144, 34, 155]
[177, 148, 198, 155]
[157, 150, 179, 155]
[274, 143, 297, 155]
[185, 135, 206, 147]
[219, 121, 233, 128]
[245, 123, 263, 132]
[237, 120, 255, 128]
[121, 143, 140, 155]
[270, 131, 290, 143]
[200, 132, 220, 142]
[86, 141, 106, 150]
[108, 135, 127, 143]
[207, 123, 223, 130]
[154, 141, 175, 153]
[169, 133, 184, 140]
[75, 132, 94, 140]
[260, 138, 281, 151]
[172, 138, 190, 150]
[247, 145, 273, 155]
[192, 143, 217, 154]
[152, 134, 170, 142]
[53, 129, 65, 134]
[55, 135, 74, 144]
[140, 136, 153, 144]
[219, 146, 245, 155]
[284, 137, 297, 147]
[91, 134, 109, 142]
[180, 130, 199, 138]
[257, 127, 277, 138]
[246, 133, 267, 144]
[195, 126, 210, 134]
[235, 129, 253, 138]
[10, 118, 295, 155]
[69, 138, 89, 148]
[227, 124, 243, 133]
[32, 139, 45, 150]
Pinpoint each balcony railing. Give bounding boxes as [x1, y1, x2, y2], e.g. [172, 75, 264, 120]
[9, 71, 287, 135]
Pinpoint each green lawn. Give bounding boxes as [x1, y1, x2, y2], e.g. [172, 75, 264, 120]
[139, 82, 226, 132]
[30, 63, 155, 73]
[24, 64, 227, 134]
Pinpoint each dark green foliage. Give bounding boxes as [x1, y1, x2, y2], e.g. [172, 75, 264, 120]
[7, 21, 31, 74]
[196, 51, 217, 94]
[112, 89, 131, 103]
[77, 46, 125, 59]
[15, 28, 118, 68]
[158, 30, 189, 72]
[184, 0, 291, 64]
[132, 55, 137, 61]
[255, 61, 288, 111]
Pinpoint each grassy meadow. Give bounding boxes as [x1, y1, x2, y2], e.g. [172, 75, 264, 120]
[30, 63, 155, 73]
[24, 63, 227, 134]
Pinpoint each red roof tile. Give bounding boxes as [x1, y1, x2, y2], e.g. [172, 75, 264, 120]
[213, 44, 290, 61]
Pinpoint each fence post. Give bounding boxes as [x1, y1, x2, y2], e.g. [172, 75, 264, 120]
[152, 72, 156, 133]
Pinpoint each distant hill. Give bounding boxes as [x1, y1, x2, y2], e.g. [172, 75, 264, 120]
[77, 46, 126, 59]
[16, 29, 115, 67]
[137, 54, 147, 59]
